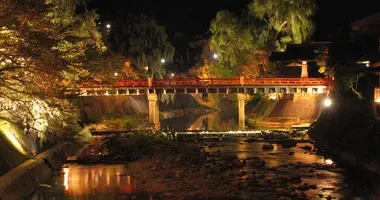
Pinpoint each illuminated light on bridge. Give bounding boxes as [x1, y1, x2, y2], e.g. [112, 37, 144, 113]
[375, 88, 380, 103]
[324, 98, 332, 107]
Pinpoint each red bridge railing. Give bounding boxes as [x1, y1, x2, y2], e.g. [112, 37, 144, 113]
[115, 78, 329, 87]
[80, 77, 329, 88]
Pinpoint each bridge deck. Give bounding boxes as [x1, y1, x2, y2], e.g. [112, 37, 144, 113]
[71, 78, 330, 96]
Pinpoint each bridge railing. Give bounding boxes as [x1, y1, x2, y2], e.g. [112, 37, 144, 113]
[80, 77, 330, 88]
[116, 78, 329, 87]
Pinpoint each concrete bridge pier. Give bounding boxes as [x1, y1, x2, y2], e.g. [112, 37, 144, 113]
[237, 93, 248, 130]
[148, 94, 160, 129]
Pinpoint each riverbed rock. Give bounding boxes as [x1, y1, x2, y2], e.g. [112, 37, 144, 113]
[300, 145, 312, 151]
[263, 144, 274, 150]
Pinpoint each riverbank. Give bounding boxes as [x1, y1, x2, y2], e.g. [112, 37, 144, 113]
[105, 130, 365, 199]
[308, 97, 380, 175]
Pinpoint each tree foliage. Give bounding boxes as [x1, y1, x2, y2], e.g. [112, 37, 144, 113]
[0, 0, 105, 141]
[206, 0, 316, 78]
[210, 11, 255, 71]
[109, 14, 175, 79]
[249, 0, 315, 51]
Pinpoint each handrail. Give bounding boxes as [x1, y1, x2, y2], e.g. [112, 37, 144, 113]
[81, 77, 329, 88]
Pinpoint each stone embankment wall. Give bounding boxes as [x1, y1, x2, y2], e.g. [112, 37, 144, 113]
[0, 129, 91, 200]
[248, 93, 325, 127]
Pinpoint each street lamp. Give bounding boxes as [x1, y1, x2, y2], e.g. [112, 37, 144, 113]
[161, 58, 166, 64]
[114, 72, 118, 77]
[106, 24, 111, 29]
[213, 53, 218, 59]
[144, 66, 149, 71]
[171, 73, 175, 77]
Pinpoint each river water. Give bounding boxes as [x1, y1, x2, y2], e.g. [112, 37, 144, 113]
[29, 113, 380, 200]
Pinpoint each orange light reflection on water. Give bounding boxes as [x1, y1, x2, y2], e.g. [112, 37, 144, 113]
[62, 164, 140, 198]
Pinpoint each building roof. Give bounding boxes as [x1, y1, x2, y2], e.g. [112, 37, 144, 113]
[269, 42, 330, 62]
[352, 12, 380, 35]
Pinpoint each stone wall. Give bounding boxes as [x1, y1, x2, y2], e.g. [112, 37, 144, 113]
[0, 132, 90, 199]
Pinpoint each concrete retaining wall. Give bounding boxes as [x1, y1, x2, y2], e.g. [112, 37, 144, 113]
[0, 141, 84, 200]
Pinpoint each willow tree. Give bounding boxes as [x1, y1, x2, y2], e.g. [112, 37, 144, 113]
[206, 0, 316, 78]
[0, 0, 105, 142]
[249, 0, 316, 52]
[209, 11, 255, 77]
[109, 14, 175, 79]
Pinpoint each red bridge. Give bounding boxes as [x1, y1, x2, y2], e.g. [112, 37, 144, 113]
[74, 77, 330, 96]
[71, 77, 330, 130]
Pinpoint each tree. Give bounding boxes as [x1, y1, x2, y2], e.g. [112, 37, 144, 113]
[210, 11, 255, 77]
[0, 0, 105, 142]
[109, 14, 175, 79]
[249, 0, 316, 52]
[206, 0, 316, 78]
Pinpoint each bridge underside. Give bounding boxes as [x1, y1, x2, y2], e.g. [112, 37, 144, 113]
[76, 86, 327, 97]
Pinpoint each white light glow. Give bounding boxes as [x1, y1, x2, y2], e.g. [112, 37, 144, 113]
[161, 58, 165, 63]
[213, 53, 218, 59]
[1, 129, 27, 155]
[63, 167, 69, 191]
[375, 98, 380, 103]
[302, 61, 307, 65]
[324, 98, 332, 107]
[106, 24, 111, 29]
[171, 73, 175, 77]
[114, 72, 118, 77]
[325, 159, 333, 165]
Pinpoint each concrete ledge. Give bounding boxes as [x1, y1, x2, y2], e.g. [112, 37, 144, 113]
[0, 141, 84, 200]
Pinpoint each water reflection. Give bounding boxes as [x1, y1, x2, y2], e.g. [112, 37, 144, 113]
[29, 135, 152, 200]
[161, 112, 244, 131]
[34, 164, 145, 200]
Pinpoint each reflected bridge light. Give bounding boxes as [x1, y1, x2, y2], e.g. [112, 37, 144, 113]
[324, 98, 332, 107]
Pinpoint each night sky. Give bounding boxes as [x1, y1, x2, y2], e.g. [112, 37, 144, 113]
[87, 0, 380, 69]
[89, 0, 380, 39]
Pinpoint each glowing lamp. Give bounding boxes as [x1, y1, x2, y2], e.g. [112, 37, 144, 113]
[325, 159, 333, 165]
[375, 98, 380, 103]
[171, 73, 175, 77]
[302, 61, 307, 65]
[114, 72, 118, 77]
[324, 98, 332, 107]
[161, 58, 166, 63]
[213, 53, 218, 59]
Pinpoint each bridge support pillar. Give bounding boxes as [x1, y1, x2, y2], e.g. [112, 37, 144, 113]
[237, 93, 248, 130]
[148, 94, 160, 129]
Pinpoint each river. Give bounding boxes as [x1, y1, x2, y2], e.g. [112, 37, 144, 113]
[28, 113, 380, 199]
